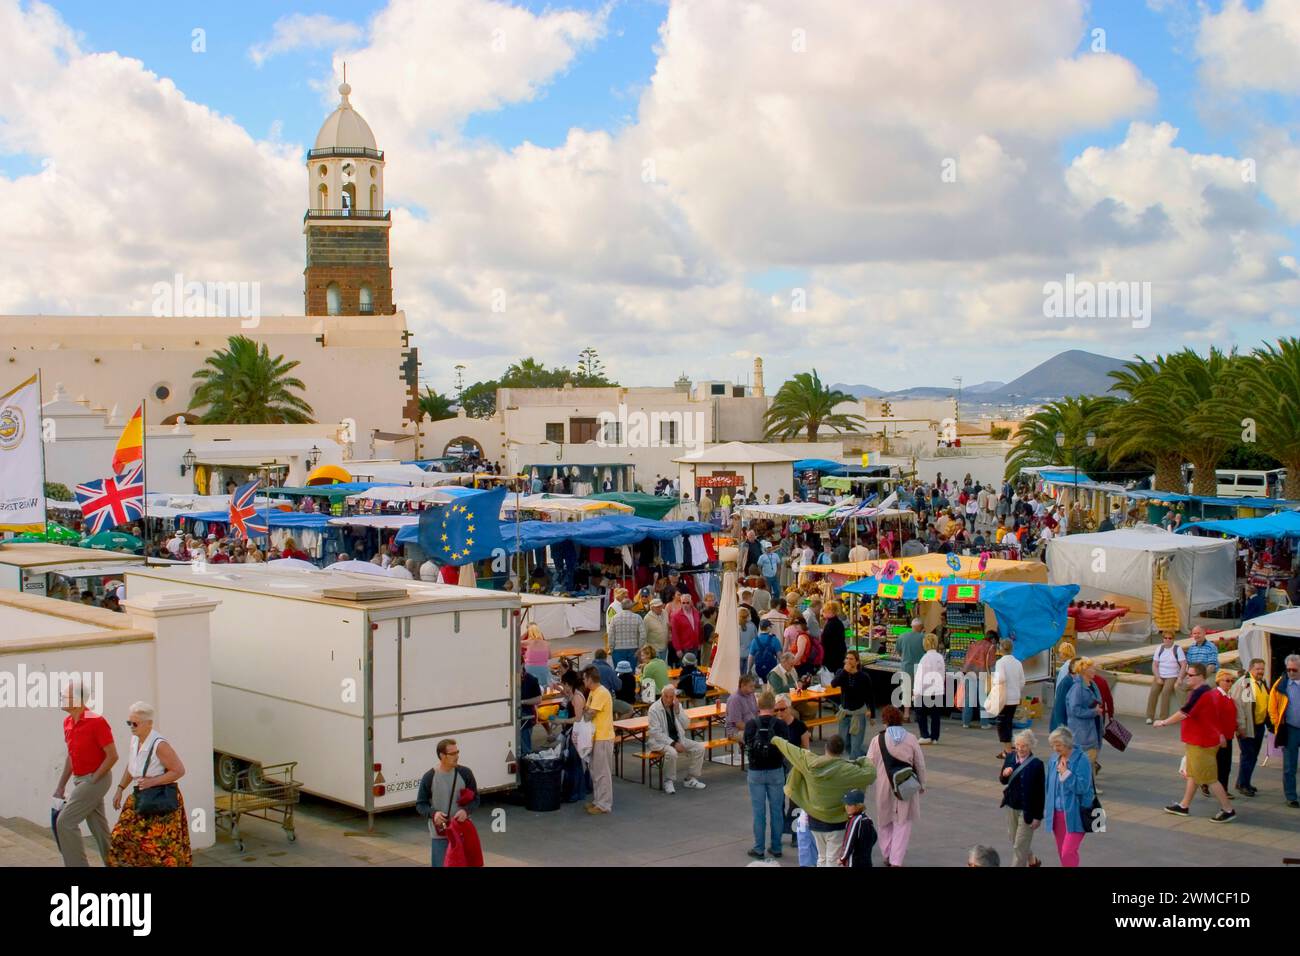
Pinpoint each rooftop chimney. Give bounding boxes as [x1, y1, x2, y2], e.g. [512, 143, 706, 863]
[753, 357, 765, 398]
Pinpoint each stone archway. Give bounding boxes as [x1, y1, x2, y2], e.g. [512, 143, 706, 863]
[443, 436, 484, 458]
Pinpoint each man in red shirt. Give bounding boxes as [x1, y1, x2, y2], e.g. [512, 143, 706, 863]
[54, 682, 119, 866]
[1154, 663, 1237, 823]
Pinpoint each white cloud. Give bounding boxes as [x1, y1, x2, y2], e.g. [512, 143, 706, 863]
[1197, 0, 1300, 94]
[0, 0, 1297, 395]
[248, 13, 363, 67]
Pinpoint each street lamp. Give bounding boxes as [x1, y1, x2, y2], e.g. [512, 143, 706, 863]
[308, 444, 321, 469]
[180, 448, 196, 476]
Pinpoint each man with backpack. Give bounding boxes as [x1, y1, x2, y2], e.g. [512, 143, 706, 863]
[744, 689, 792, 859]
[773, 733, 877, 866]
[1146, 631, 1187, 724]
[647, 685, 707, 796]
[748, 620, 783, 683]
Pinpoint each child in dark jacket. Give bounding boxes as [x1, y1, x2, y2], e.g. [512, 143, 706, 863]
[837, 789, 876, 867]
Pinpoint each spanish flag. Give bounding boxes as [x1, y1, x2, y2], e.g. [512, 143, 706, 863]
[112, 403, 144, 472]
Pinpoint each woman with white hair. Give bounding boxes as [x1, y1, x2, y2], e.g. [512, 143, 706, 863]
[107, 702, 191, 867]
[998, 729, 1044, 867]
[1042, 726, 1095, 868]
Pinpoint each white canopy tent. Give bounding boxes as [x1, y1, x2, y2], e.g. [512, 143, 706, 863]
[1237, 608, 1300, 678]
[1047, 529, 1237, 637]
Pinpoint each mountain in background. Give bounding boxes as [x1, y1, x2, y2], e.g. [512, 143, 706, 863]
[830, 350, 1126, 401]
[988, 350, 1126, 399]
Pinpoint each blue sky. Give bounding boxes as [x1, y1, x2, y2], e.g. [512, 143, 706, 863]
[33, 0, 660, 159]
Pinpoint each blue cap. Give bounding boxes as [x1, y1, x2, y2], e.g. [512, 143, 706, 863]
[842, 788, 866, 805]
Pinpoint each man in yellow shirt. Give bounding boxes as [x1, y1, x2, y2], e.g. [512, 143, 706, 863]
[583, 666, 616, 814]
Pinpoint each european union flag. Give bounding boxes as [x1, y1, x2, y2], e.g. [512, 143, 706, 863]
[418, 485, 507, 567]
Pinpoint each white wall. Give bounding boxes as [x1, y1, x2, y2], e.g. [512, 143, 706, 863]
[0, 591, 216, 850]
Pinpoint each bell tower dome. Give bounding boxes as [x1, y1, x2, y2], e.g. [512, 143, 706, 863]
[303, 74, 395, 316]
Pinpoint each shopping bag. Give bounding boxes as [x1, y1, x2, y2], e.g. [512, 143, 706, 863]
[571, 718, 594, 763]
[1103, 718, 1132, 752]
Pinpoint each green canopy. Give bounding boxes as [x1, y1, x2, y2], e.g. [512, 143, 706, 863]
[12, 522, 82, 543]
[81, 531, 143, 552]
[265, 484, 365, 501]
[589, 491, 679, 520]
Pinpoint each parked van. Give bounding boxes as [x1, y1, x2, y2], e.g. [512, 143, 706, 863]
[1214, 469, 1285, 499]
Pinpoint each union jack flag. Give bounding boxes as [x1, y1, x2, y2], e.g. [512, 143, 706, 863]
[75, 464, 144, 534]
[229, 480, 268, 539]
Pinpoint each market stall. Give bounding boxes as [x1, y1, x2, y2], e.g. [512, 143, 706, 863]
[1237, 607, 1300, 682]
[1046, 528, 1237, 637]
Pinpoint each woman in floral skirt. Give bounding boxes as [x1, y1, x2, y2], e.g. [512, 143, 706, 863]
[108, 702, 192, 867]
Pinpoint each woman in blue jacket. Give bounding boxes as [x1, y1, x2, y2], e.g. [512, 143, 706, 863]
[1043, 726, 1096, 867]
[1066, 659, 1105, 793]
[1050, 656, 1077, 731]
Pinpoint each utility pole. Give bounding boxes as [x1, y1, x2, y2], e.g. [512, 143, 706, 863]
[953, 376, 962, 424]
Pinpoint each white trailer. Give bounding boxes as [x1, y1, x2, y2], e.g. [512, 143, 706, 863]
[123, 563, 523, 823]
[0, 543, 141, 597]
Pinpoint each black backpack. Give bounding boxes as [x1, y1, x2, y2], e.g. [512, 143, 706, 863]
[747, 715, 781, 766]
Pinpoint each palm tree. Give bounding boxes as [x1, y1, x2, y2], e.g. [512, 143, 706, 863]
[763, 370, 865, 441]
[1211, 337, 1300, 487]
[188, 336, 315, 424]
[1005, 396, 1114, 478]
[417, 387, 456, 422]
[1106, 350, 1237, 494]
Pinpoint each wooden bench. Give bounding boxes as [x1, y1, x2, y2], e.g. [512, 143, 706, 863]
[634, 750, 665, 789]
[806, 715, 838, 739]
[703, 736, 744, 769]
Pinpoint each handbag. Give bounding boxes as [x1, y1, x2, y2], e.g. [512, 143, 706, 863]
[876, 731, 921, 801]
[1103, 717, 1132, 752]
[133, 737, 179, 817]
[1084, 792, 1106, 833]
[983, 678, 1005, 715]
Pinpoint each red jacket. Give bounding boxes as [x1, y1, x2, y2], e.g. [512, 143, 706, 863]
[669, 607, 702, 653]
[442, 818, 484, 867]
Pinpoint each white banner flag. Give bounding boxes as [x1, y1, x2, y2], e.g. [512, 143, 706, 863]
[0, 374, 45, 533]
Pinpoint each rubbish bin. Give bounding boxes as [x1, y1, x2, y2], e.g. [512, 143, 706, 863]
[521, 754, 564, 812]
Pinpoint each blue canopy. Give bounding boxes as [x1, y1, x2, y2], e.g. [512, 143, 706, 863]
[1176, 511, 1300, 540]
[793, 458, 845, 473]
[180, 510, 335, 530]
[395, 513, 717, 553]
[980, 582, 1080, 660]
[1039, 470, 1094, 486]
[1128, 490, 1300, 509]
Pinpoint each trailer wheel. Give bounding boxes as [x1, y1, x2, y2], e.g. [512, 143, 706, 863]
[215, 753, 242, 792]
[245, 762, 267, 791]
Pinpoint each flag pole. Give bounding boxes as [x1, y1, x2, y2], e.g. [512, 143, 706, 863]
[140, 397, 147, 548]
[37, 369, 48, 535]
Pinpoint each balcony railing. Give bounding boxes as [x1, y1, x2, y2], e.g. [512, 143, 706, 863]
[359, 304, 375, 315]
[308, 146, 384, 160]
[304, 208, 391, 221]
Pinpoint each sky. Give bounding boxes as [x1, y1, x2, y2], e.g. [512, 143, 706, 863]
[2, 0, 1299, 395]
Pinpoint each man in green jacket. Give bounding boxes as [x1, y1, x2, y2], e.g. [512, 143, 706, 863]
[774, 734, 876, 867]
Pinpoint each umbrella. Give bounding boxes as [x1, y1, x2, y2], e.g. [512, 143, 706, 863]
[11, 522, 81, 543]
[81, 531, 143, 552]
[265, 558, 318, 572]
[306, 464, 352, 486]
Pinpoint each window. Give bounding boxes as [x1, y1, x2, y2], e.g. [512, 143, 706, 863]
[369, 184, 378, 210]
[153, 383, 171, 402]
[710, 383, 726, 396]
[341, 183, 355, 214]
[601, 421, 622, 445]
[545, 423, 564, 443]
[359, 284, 373, 315]
[570, 417, 598, 444]
[660, 419, 679, 445]
[326, 282, 341, 316]
[317, 183, 328, 210]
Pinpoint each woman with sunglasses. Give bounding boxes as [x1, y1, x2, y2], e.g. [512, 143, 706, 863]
[107, 702, 191, 866]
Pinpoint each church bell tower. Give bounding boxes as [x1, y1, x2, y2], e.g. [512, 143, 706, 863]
[303, 75, 395, 316]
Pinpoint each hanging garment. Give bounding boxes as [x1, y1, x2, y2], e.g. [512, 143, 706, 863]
[688, 534, 708, 565]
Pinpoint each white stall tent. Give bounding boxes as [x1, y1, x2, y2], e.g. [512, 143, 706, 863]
[1237, 608, 1300, 675]
[124, 563, 522, 821]
[1046, 529, 1237, 637]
